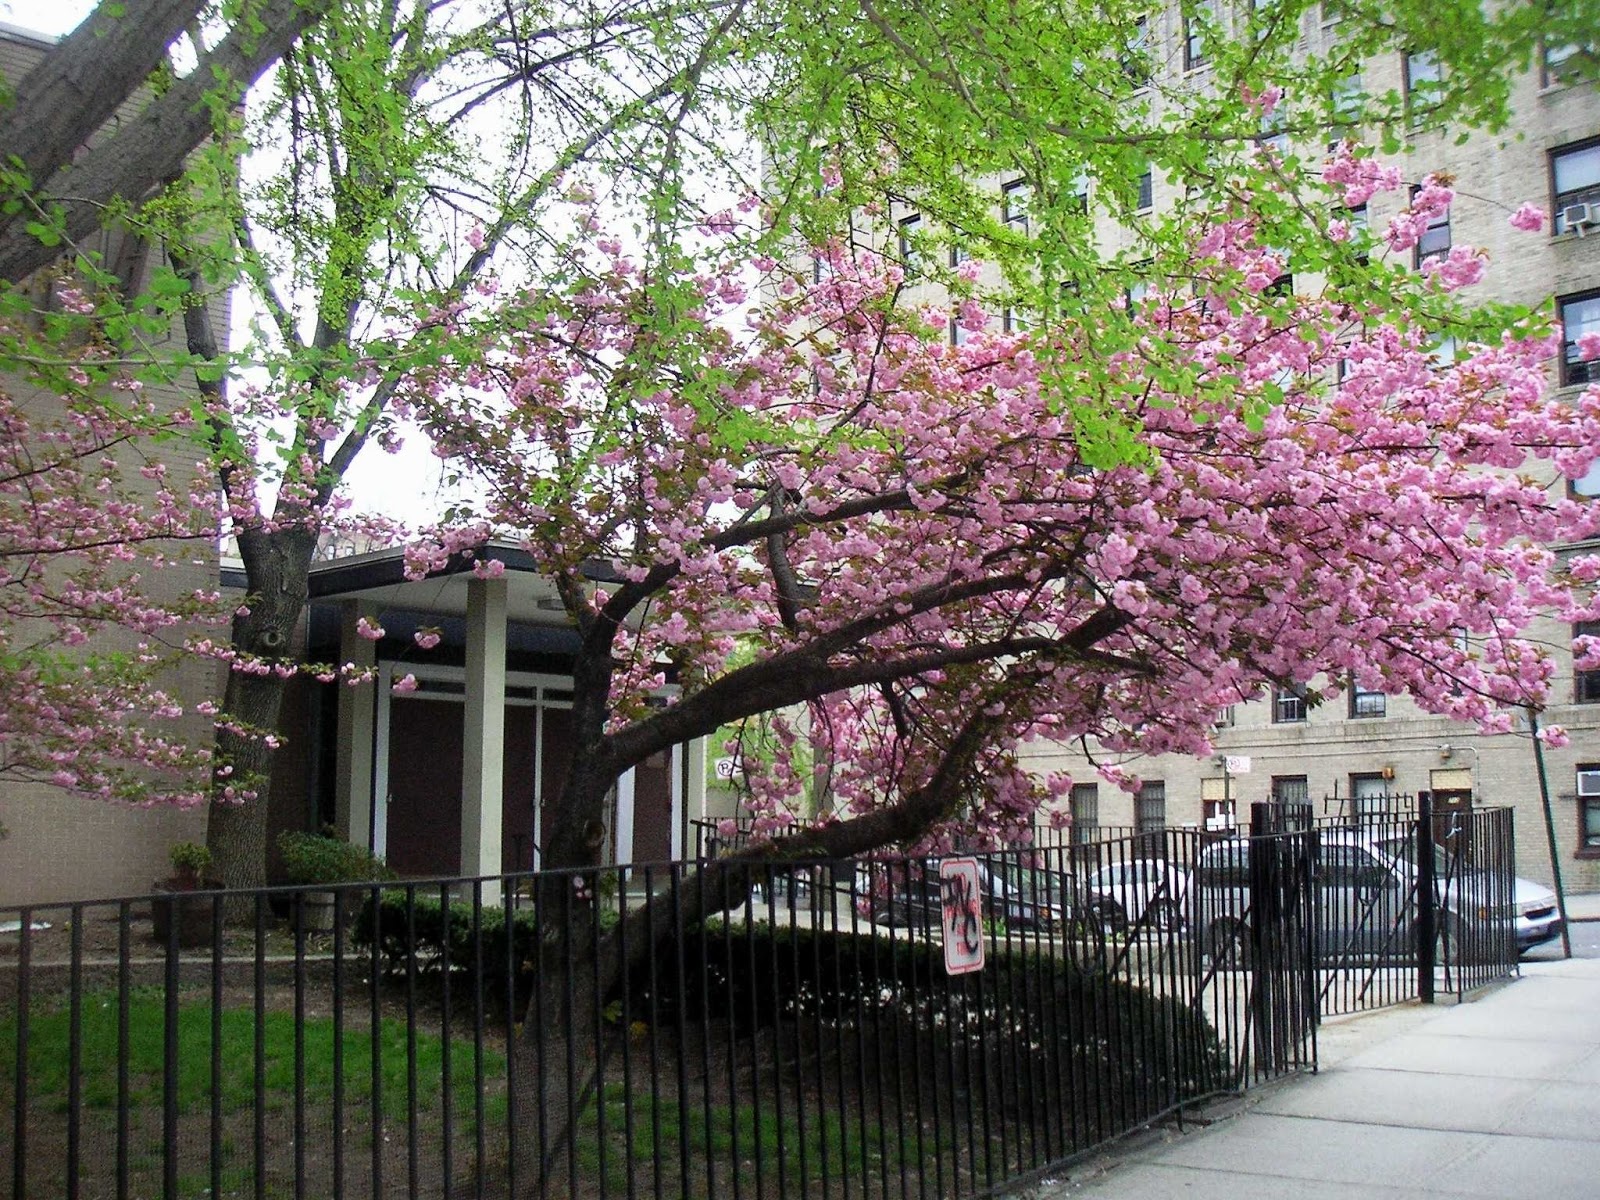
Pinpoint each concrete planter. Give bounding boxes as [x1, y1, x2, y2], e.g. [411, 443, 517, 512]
[150, 882, 220, 948]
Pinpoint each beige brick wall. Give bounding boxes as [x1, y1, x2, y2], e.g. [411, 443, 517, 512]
[0, 25, 230, 907]
[1022, 37, 1600, 892]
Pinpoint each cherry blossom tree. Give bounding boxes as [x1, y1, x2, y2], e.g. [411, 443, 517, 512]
[416, 152, 1600, 877]
[401, 152, 1600, 1188]
[0, 325, 225, 805]
[1, 0, 1586, 888]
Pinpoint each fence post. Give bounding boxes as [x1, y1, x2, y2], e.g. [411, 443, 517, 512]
[1416, 790, 1436, 1004]
[1248, 803, 1279, 1077]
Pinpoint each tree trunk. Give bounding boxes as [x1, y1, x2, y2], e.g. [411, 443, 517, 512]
[205, 524, 318, 892]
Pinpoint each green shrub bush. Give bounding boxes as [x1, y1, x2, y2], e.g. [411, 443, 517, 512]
[350, 890, 1228, 1136]
[278, 831, 396, 886]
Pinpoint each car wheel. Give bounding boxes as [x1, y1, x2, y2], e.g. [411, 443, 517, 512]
[1149, 899, 1182, 932]
[1210, 919, 1251, 969]
[1433, 915, 1484, 967]
[1094, 898, 1128, 933]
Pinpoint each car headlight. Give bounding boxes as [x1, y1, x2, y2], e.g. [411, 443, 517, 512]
[1520, 894, 1558, 918]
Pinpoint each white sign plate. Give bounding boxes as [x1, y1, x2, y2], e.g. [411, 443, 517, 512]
[939, 858, 986, 975]
[1225, 755, 1252, 775]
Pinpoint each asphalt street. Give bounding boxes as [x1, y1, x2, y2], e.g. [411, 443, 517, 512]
[1522, 914, 1600, 962]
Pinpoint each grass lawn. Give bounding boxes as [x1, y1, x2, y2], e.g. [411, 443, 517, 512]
[4, 992, 937, 1197]
[7, 989, 508, 1123]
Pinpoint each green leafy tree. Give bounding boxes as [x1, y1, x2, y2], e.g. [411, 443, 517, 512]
[0, 0, 1589, 895]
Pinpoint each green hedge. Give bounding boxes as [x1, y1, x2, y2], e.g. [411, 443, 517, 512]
[351, 894, 1229, 1136]
[652, 923, 1230, 1134]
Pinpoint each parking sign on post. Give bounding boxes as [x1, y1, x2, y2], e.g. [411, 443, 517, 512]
[939, 858, 985, 975]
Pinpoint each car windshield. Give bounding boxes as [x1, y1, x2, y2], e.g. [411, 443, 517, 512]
[986, 860, 1062, 903]
[1374, 835, 1452, 874]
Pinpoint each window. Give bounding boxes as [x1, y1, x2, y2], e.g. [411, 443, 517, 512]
[1579, 765, 1600, 855]
[1577, 622, 1600, 704]
[950, 243, 969, 267]
[1543, 41, 1586, 88]
[1570, 456, 1600, 500]
[1003, 307, 1030, 334]
[1411, 184, 1451, 264]
[1070, 169, 1090, 214]
[1271, 775, 1309, 806]
[1350, 773, 1391, 817]
[1125, 276, 1150, 309]
[949, 317, 969, 347]
[1552, 141, 1600, 235]
[1124, 17, 1150, 87]
[1331, 72, 1364, 123]
[1403, 50, 1442, 116]
[1134, 165, 1153, 213]
[1184, 2, 1211, 71]
[1559, 291, 1600, 388]
[1070, 782, 1099, 845]
[1002, 179, 1030, 233]
[1214, 705, 1236, 728]
[1135, 781, 1166, 834]
[1338, 203, 1370, 269]
[896, 214, 922, 268]
[1273, 685, 1308, 723]
[1201, 777, 1235, 829]
[1263, 272, 1294, 298]
[1349, 683, 1386, 718]
[1259, 117, 1289, 156]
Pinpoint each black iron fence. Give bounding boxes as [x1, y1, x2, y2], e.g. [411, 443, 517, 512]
[3, 811, 1517, 1199]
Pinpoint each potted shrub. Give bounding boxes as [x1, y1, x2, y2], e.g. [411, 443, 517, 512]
[151, 842, 222, 948]
[278, 830, 394, 932]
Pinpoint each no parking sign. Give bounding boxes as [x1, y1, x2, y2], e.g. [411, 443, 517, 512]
[939, 858, 985, 975]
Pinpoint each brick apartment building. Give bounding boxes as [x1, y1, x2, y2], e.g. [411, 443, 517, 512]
[996, 20, 1600, 886]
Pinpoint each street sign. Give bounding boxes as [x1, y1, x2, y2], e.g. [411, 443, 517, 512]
[939, 858, 985, 975]
[1225, 755, 1252, 775]
[713, 756, 740, 780]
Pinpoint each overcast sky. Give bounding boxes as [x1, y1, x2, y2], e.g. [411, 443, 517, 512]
[1, 2, 90, 38]
[1, 0, 467, 532]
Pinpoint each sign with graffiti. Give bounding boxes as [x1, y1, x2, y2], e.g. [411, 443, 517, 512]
[939, 857, 985, 975]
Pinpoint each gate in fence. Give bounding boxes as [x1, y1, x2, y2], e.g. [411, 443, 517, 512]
[3, 807, 1518, 1199]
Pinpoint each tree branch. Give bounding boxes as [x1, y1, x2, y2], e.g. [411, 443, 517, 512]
[0, 0, 331, 285]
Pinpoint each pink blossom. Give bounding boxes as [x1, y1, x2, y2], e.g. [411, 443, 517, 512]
[414, 628, 442, 650]
[1577, 331, 1600, 362]
[1537, 725, 1570, 749]
[356, 615, 386, 640]
[1421, 247, 1487, 291]
[1508, 203, 1547, 233]
[392, 674, 419, 694]
[1241, 83, 1283, 117]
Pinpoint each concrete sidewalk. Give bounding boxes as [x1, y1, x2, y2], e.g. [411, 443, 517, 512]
[1033, 956, 1600, 1199]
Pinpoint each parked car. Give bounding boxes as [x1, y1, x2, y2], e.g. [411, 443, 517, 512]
[976, 855, 1081, 931]
[862, 856, 1088, 934]
[1193, 831, 1561, 967]
[1369, 832, 1562, 955]
[1083, 858, 1191, 931]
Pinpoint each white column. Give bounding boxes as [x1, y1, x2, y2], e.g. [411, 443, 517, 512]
[614, 767, 636, 868]
[669, 744, 685, 861]
[463, 577, 508, 905]
[684, 735, 708, 853]
[334, 601, 378, 849]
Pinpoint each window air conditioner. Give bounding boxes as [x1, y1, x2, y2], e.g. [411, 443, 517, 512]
[1578, 768, 1600, 797]
[1563, 202, 1596, 236]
